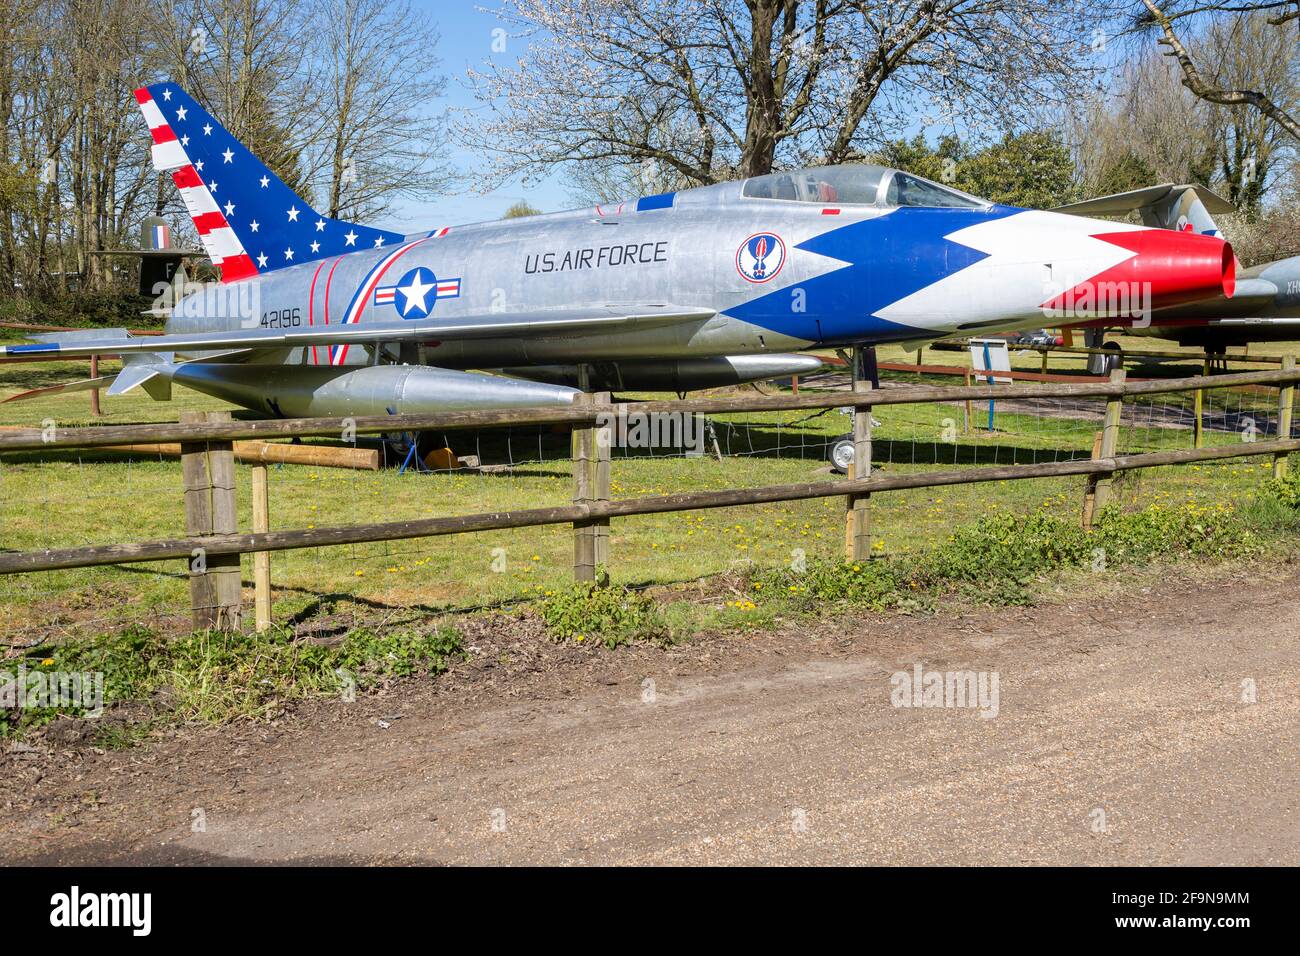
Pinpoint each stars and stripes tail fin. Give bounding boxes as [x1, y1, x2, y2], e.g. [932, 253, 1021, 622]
[133, 81, 402, 283]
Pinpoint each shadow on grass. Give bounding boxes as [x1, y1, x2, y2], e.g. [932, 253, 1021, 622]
[0, 429, 1093, 470]
[871, 438, 1091, 466]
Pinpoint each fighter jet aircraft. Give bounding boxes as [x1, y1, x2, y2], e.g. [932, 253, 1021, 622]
[1055, 183, 1300, 352]
[0, 82, 1237, 420]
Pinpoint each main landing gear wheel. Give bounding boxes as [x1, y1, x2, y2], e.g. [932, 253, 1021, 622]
[830, 433, 855, 474]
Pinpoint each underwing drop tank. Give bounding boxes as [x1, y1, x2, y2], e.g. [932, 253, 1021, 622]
[167, 363, 581, 418]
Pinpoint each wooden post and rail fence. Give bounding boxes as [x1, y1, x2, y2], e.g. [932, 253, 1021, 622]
[894, 340, 1293, 446]
[1, 359, 1297, 631]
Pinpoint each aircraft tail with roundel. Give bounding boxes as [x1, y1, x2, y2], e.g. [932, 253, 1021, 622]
[1053, 183, 1234, 240]
[133, 81, 403, 282]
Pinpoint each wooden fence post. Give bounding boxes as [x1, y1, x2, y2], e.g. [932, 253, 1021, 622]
[181, 410, 242, 630]
[1084, 369, 1125, 527]
[1275, 355, 1296, 480]
[251, 462, 272, 632]
[1080, 430, 1104, 530]
[572, 378, 596, 583]
[962, 367, 972, 433]
[593, 390, 611, 570]
[1193, 356, 1209, 448]
[844, 347, 873, 561]
[89, 354, 101, 417]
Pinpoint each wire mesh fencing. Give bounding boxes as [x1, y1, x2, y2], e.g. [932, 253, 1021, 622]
[1, 362, 1295, 645]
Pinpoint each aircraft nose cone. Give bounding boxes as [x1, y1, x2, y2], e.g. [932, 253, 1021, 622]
[1093, 228, 1236, 307]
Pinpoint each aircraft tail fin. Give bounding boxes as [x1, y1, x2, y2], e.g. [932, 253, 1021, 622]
[1054, 184, 1235, 239]
[136, 216, 187, 298]
[133, 82, 402, 283]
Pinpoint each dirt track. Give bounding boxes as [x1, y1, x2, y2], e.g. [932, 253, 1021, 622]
[2, 565, 1297, 865]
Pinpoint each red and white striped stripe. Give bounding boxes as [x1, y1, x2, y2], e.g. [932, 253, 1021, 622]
[330, 236, 433, 365]
[135, 87, 257, 283]
[169, 164, 257, 281]
[134, 88, 187, 171]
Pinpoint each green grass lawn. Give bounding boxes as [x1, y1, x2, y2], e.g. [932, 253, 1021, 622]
[0, 331, 1294, 641]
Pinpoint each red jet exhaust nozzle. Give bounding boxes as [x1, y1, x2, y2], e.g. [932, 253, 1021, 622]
[1043, 229, 1236, 316]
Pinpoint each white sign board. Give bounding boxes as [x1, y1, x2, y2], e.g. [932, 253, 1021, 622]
[969, 338, 1012, 384]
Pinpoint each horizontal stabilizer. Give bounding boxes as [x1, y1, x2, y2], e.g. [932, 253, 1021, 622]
[106, 364, 166, 397]
[1227, 276, 1281, 305]
[1152, 276, 1279, 318]
[1055, 183, 1233, 242]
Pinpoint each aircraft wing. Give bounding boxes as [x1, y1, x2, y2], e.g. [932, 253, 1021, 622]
[0, 305, 717, 360]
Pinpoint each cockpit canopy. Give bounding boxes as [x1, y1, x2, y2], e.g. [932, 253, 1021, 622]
[740, 164, 987, 209]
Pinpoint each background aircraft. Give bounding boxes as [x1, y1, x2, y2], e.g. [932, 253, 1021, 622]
[1055, 183, 1300, 352]
[0, 83, 1237, 422]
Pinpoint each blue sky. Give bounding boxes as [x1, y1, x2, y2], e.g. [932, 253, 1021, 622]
[395, 1, 571, 230]
[397, 2, 1127, 232]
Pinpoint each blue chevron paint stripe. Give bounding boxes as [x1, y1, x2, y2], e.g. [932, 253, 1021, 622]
[724, 205, 1021, 344]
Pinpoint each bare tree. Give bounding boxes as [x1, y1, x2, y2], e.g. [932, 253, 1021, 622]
[0, 0, 455, 302]
[1198, 10, 1299, 213]
[1071, 53, 1217, 196]
[302, 0, 453, 222]
[153, 0, 452, 221]
[459, 0, 1099, 192]
[1137, 0, 1300, 141]
[1226, 157, 1300, 261]
[0, 0, 157, 295]
[154, 0, 315, 192]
